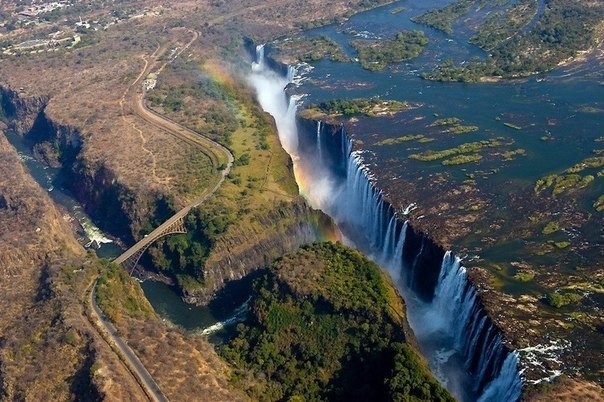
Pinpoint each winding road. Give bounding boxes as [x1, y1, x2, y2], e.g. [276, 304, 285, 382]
[90, 281, 168, 402]
[114, 58, 234, 266]
[89, 30, 234, 402]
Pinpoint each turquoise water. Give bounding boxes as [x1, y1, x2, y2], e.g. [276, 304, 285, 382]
[140, 277, 252, 342]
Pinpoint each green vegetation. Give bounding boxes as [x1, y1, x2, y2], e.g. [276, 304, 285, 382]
[442, 153, 482, 165]
[308, 98, 409, 116]
[147, 75, 239, 146]
[429, 117, 461, 127]
[594, 194, 604, 212]
[146, 208, 217, 290]
[420, 0, 604, 81]
[546, 291, 582, 309]
[564, 156, 604, 174]
[409, 138, 508, 162]
[469, 0, 538, 51]
[428, 117, 478, 135]
[142, 54, 303, 290]
[501, 149, 526, 161]
[542, 221, 560, 235]
[350, 31, 428, 71]
[411, 0, 477, 34]
[220, 242, 453, 402]
[272, 36, 350, 63]
[95, 261, 156, 323]
[376, 134, 425, 146]
[534, 156, 603, 197]
[535, 173, 596, 197]
[448, 124, 479, 134]
[514, 271, 535, 282]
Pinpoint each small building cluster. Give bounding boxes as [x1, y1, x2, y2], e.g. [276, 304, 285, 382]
[17, 1, 72, 18]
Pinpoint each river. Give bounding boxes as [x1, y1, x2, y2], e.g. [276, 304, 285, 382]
[5, 129, 123, 260]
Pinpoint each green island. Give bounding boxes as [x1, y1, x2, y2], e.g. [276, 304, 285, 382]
[546, 291, 583, 309]
[410, 0, 477, 35]
[376, 134, 428, 145]
[534, 155, 603, 198]
[429, 117, 462, 127]
[417, 0, 604, 81]
[304, 98, 410, 117]
[350, 31, 428, 71]
[427, 117, 479, 135]
[501, 149, 527, 161]
[442, 153, 482, 165]
[219, 242, 453, 402]
[594, 195, 604, 212]
[469, 0, 538, 51]
[409, 138, 510, 162]
[271, 36, 350, 63]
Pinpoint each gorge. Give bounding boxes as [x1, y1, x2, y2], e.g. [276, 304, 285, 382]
[1, 0, 601, 399]
[249, 44, 522, 402]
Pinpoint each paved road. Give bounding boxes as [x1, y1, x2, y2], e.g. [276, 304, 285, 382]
[90, 281, 168, 402]
[98, 30, 234, 400]
[114, 31, 234, 266]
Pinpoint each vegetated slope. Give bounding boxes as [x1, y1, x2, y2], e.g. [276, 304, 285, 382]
[220, 242, 453, 402]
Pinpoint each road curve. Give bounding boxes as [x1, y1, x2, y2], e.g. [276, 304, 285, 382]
[114, 31, 234, 266]
[99, 30, 234, 400]
[90, 281, 168, 402]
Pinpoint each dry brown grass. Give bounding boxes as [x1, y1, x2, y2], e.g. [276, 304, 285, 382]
[526, 378, 604, 401]
[0, 0, 388, 211]
[0, 0, 395, 398]
[120, 317, 247, 402]
[0, 131, 148, 400]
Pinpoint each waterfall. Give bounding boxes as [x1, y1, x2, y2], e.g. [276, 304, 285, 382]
[255, 44, 265, 64]
[316, 121, 322, 160]
[248, 44, 522, 402]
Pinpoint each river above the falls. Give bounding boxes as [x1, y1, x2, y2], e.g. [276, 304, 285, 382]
[252, 0, 603, 398]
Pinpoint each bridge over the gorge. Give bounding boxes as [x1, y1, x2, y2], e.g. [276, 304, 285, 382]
[114, 30, 233, 273]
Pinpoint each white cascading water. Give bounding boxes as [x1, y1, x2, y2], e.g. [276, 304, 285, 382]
[248, 45, 522, 401]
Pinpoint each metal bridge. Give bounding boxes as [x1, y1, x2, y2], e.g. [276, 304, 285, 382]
[114, 213, 189, 274]
[113, 143, 231, 273]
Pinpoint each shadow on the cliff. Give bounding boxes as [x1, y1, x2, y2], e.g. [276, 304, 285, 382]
[207, 268, 266, 318]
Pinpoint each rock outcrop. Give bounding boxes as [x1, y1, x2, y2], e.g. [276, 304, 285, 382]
[0, 86, 164, 243]
[184, 198, 332, 305]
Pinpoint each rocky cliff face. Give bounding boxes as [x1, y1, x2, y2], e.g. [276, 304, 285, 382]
[0, 85, 162, 243]
[183, 199, 331, 305]
[0, 87, 48, 136]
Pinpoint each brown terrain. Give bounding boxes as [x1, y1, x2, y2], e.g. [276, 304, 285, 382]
[0, 0, 392, 400]
[2, 0, 600, 400]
